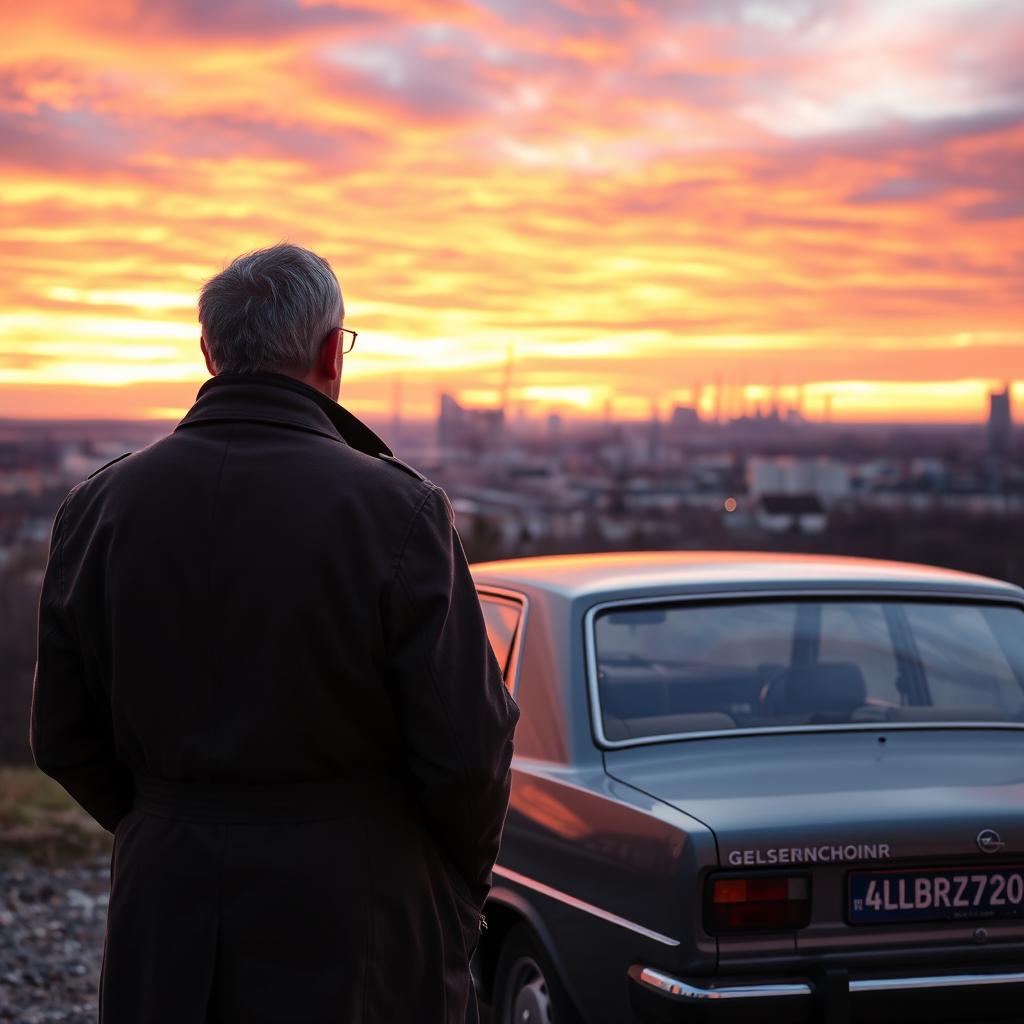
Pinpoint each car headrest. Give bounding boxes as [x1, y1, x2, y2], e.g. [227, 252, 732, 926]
[598, 667, 669, 717]
[768, 662, 867, 716]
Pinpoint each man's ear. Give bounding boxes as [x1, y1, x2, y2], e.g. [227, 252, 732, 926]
[200, 337, 216, 376]
[318, 327, 341, 380]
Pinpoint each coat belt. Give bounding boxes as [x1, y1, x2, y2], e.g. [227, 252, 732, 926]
[132, 771, 403, 824]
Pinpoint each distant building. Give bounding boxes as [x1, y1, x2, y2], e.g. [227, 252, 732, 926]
[438, 393, 504, 455]
[989, 385, 1013, 456]
[668, 404, 701, 432]
[756, 494, 827, 534]
[647, 405, 662, 463]
[747, 456, 849, 506]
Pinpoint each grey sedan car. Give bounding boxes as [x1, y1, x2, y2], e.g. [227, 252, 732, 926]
[469, 551, 1024, 1024]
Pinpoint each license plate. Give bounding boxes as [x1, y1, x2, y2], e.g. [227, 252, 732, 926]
[849, 866, 1024, 925]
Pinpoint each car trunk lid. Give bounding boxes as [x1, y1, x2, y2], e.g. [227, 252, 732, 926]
[604, 728, 1024, 864]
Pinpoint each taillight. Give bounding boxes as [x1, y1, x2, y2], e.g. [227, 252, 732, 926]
[705, 874, 810, 933]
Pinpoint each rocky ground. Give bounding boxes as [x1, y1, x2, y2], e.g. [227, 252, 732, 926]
[0, 769, 111, 1024]
[0, 854, 110, 1024]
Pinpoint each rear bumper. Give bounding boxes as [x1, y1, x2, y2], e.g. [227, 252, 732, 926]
[628, 964, 1024, 1023]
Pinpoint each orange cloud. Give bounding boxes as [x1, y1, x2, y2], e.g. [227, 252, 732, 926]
[1, 0, 1022, 423]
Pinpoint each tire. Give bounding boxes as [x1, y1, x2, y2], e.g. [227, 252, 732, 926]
[492, 923, 583, 1024]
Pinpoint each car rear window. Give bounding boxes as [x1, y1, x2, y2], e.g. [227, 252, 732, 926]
[592, 600, 1024, 742]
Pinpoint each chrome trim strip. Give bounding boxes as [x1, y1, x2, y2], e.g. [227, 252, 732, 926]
[491, 865, 680, 947]
[636, 967, 811, 1001]
[633, 966, 1024, 1003]
[583, 589, 1024, 751]
[475, 586, 529, 699]
[849, 970, 1024, 993]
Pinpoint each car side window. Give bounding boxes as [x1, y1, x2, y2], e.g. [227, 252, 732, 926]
[479, 595, 522, 689]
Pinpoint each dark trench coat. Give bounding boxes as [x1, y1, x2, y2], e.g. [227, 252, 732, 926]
[30, 371, 520, 1023]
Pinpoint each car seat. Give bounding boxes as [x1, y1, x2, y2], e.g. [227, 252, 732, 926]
[760, 661, 868, 719]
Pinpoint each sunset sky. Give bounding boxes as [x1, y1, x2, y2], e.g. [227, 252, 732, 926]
[2, 0, 1022, 423]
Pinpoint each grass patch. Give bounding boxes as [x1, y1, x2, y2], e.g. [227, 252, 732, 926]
[0, 766, 112, 865]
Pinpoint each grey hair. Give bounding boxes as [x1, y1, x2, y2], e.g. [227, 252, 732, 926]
[198, 243, 342, 375]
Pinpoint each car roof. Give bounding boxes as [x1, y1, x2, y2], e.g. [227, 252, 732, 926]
[470, 551, 1023, 601]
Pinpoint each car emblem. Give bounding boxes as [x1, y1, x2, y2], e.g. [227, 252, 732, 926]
[977, 829, 1005, 854]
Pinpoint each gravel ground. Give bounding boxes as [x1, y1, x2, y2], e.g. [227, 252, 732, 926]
[0, 853, 110, 1024]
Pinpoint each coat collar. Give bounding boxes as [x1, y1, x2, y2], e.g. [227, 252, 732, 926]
[175, 372, 392, 457]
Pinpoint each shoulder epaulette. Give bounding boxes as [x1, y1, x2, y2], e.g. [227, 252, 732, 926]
[87, 451, 132, 479]
[377, 453, 427, 482]
[436, 486, 455, 525]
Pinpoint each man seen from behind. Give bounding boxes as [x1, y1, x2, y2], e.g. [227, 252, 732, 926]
[30, 242, 520, 1024]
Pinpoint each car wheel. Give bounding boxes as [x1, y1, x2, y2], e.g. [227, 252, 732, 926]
[492, 923, 582, 1024]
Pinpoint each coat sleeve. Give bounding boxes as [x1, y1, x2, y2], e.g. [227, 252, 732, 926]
[386, 485, 520, 905]
[29, 489, 133, 833]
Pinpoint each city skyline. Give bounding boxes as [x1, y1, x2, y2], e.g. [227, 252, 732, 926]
[435, 377, 1021, 427]
[2, 375, 1017, 429]
[2, 0, 1023, 422]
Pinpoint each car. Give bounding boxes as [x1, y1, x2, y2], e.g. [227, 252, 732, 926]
[469, 551, 1024, 1024]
